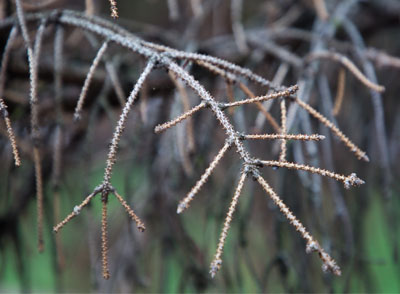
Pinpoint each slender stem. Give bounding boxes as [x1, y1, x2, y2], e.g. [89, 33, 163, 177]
[210, 171, 247, 278]
[103, 59, 154, 185]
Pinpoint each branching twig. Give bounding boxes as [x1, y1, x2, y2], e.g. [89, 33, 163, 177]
[6, 9, 371, 280]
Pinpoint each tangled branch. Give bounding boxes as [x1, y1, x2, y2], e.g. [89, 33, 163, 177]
[4, 7, 370, 280]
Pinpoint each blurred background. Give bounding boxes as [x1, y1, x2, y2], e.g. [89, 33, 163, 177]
[0, 0, 399, 292]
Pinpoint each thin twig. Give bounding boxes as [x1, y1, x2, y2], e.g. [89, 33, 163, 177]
[154, 102, 206, 134]
[306, 51, 385, 92]
[279, 99, 287, 161]
[238, 82, 281, 133]
[243, 134, 325, 141]
[103, 59, 154, 185]
[225, 81, 235, 115]
[231, 0, 248, 53]
[169, 70, 195, 152]
[259, 160, 364, 189]
[332, 68, 346, 116]
[312, 0, 329, 21]
[294, 97, 369, 161]
[53, 187, 101, 233]
[33, 147, 44, 252]
[113, 189, 145, 232]
[222, 86, 298, 108]
[0, 100, 21, 166]
[74, 41, 109, 120]
[254, 172, 341, 276]
[0, 26, 18, 98]
[210, 171, 247, 278]
[177, 140, 232, 213]
[101, 199, 110, 279]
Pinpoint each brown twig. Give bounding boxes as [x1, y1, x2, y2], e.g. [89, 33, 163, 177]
[210, 171, 247, 278]
[33, 147, 44, 252]
[306, 51, 385, 93]
[113, 189, 145, 232]
[154, 102, 206, 134]
[254, 172, 341, 276]
[243, 133, 325, 141]
[53, 187, 101, 233]
[312, 0, 329, 21]
[222, 85, 298, 108]
[177, 140, 232, 213]
[294, 97, 369, 161]
[259, 160, 364, 189]
[0, 100, 21, 166]
[279, 99, 287, 161]
[332, 68, 346, 116]
[238, 82, 281, 133]
[101, 199, 110, 279]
